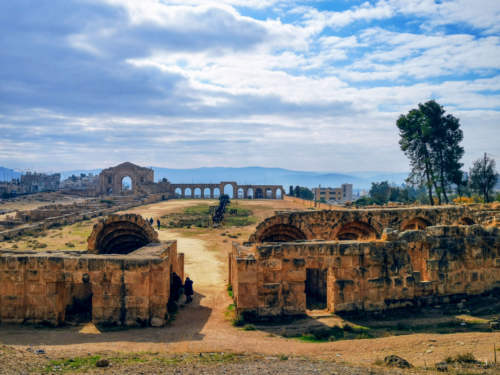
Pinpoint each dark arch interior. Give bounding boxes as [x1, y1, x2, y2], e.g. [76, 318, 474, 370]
[401, 217, 432, 231]
[96, 221, 152, 254]
[259, 224, 307, 243]
[334, 221, 378, 241]
[459, 217, 474, 225]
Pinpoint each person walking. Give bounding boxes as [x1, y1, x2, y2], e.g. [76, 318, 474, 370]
[184, 276, 194, 303]
[157, 218, 161, 230]
[171, 272, 183, 301]
[149, 217, 154, 226]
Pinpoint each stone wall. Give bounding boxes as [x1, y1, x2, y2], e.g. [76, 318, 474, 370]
[0, 241, 183, 327]
[230, 225, 500, 318]
[248, 206, 498, 243]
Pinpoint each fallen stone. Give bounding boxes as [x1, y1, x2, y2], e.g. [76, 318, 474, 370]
[96, 359, 110, 368]
[384, 355, 412, 369]
[151, 317, 165, 327]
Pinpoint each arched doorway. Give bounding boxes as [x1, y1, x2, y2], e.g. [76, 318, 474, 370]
[194, 187, 202, 198]
[213, 187, 220, 198]
[185, 188, 192, 198]
[247, 188, 254, 199]
[237, 188, 244, 199]
[276, 188, 282, 199]
[174, 187, 182, 197]
[224, 184, 234, 198]
[203, 187, 211, 199]
[121, 176, 132, 193]
[255, 188, 263, 199]
[333, 221, 378, 241]
[265, 188, 273, 199]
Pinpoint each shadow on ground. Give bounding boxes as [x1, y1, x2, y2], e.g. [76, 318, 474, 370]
[249, 291, 500, 343]
[0, 292, 211, 346]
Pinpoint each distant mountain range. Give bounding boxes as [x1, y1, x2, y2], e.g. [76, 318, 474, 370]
[1, 165, 409, 190]
[62, 166, 408, 190]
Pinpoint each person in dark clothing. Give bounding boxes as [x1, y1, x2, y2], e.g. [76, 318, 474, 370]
[149, 217, 154, 225]
[157, 219, 161, 230]
[184, 276, 194, 303]
[171, 272, 183, 301]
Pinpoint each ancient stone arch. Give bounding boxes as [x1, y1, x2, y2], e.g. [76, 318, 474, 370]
[87, 214, 159, 254]
[258, 223, 308, 242]
[98, 162, 154, 195]
[400, 217, 432, 231]
[332, 221, 378, 240]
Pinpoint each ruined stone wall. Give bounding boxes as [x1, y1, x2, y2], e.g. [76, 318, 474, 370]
[231, 225, 500, 317]
[0, 241, 180, 327]
[249, 206, 496, 243]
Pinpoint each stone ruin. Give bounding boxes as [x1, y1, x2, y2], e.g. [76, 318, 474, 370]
[96, 162, 286, 199]
[229, 206, 500, 318]
[0, 214, 183, 327]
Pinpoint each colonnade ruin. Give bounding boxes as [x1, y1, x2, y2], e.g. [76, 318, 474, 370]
[96, 162, 285, 200]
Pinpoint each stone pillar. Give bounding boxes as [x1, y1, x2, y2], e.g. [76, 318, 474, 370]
[272, 188, 277, 200]
[201, 188, 205, 199]
[181, 188, 185, 198]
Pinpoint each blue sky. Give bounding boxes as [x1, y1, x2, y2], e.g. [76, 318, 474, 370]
[1, 0, 499, 172]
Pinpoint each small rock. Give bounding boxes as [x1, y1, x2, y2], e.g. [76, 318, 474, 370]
[96, 359, 110, 368]
[35, 349, 45, 355]
[384, 355, 412, 369]
[426, 349, 433, 354]
[435, 362, 448, 372]
[151, 317, 165, 327]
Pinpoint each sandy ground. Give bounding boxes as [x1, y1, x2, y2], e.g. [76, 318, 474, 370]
[0, 198, 499, 370]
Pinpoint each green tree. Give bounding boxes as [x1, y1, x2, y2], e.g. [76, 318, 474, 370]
[369, 181, 391, 205]
[469, 153, 498, 203]
[397, 100, 464, 205]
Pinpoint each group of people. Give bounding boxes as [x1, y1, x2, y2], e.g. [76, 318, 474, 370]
[171, 272, 194, 304]
[146, 217, 161, 230]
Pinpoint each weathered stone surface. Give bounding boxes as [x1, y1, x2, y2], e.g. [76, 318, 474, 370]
[87, 214, 159, 254]
[0, 215, 183, 327]
[230, 213, 500, 318]
[249, 206, 497, 243]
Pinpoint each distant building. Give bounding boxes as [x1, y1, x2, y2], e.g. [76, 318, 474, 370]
[20, 172, 60, 193]
[60, 173, 98, 191]
[313, 183, 353, 204]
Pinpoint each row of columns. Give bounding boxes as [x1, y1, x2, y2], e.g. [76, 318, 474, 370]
[171, 185, 284, 199]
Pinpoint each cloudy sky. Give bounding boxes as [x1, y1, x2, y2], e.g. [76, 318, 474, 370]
[1, 0, 499, 173]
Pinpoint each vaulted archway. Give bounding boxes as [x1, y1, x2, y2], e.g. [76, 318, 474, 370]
[333, 221, 378, 241]
[400, 217, 432, 231]
[258, 224, 307, 243]
[87, 214, 159, 254]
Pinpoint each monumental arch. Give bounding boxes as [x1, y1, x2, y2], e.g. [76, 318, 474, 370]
[98, 162, 154, 195]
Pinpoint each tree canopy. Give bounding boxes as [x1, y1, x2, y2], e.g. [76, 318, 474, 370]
[469, 153, 498, 203]
[396, 100, 464, 205]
